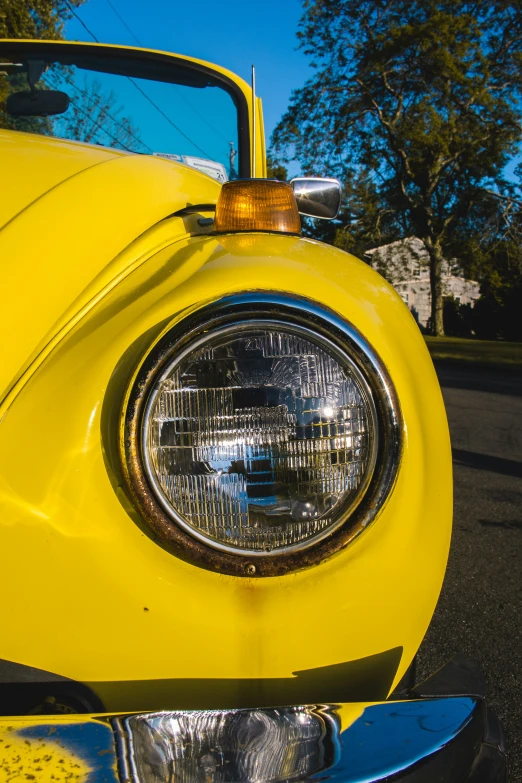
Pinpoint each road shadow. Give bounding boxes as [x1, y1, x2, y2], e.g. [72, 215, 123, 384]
[452, 448, 522, 478]
[478, 518, 522, 530]
[435, 361, 522, 397]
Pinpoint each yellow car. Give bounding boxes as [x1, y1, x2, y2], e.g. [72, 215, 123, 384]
[0, 39, 506, 782]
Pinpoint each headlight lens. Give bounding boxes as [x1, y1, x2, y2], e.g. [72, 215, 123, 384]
[143, 323, 377, 554]
[115, 706, 340, 783]
[122, 294, 401, 576]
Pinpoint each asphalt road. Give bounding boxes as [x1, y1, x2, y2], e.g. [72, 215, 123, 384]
[416, 363, 522, 781]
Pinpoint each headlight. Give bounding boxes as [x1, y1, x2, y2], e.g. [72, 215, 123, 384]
[145, 323, 376, 550]
[115, 706, 340, 783]
[122, 294, 401, 577]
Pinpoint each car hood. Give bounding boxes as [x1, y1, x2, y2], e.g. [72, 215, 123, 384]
[0, 130, 221, 403]
[0, 130, 131, 230]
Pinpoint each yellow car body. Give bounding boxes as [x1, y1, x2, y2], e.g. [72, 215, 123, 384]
[0, 39, 472, 783]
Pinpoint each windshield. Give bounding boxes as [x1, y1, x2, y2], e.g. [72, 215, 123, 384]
[0, 43, 247, 182]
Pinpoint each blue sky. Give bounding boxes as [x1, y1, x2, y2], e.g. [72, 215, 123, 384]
[63, 1, 520, 182]
[65, 0, 312, 148]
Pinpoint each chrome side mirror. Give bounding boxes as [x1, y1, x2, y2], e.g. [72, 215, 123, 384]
[290, 177, 342, 219]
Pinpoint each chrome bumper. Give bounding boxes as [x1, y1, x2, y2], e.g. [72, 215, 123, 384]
[0, 657, 506, 782]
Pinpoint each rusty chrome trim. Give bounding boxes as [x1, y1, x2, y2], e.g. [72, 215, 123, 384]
[120, 293, 402, 577]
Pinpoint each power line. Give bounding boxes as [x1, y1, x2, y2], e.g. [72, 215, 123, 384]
[125, 76, 212, 157]
[42, 76, 136, 151]
[170, 84, 231, 146]
[65, 0, 100, 42]
[103, 0, 230, 145]
[46, 72, 152, 152]
[104, 0, 141, 46]
[65, 0, 214, 158]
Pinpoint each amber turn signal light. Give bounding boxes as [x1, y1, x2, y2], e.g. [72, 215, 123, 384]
[213, 179, 301, 235]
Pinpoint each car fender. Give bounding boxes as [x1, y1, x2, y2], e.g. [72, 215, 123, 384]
[0, 228, 452, 713]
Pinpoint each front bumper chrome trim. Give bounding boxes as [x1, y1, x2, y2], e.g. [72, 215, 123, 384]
[0, 695, 506, 782]
[0, 657, 506, 782]
[112, 697, 484, 783]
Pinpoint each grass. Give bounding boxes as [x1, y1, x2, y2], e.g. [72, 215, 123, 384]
[425, 336, 522, 370]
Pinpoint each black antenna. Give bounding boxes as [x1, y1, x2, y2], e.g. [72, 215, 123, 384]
[251, 65, 256, 177]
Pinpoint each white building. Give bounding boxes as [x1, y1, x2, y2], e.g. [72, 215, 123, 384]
[364, 237, 480, 329]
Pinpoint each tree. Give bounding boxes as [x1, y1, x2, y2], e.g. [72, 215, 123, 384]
[0, 0, 87, 135]
[457, 186, 522, 340]
[0, 0, 146, 154]
[1, 66, 146, 153]
[0, 0, 86, 40]
[52, 75, 146, 152]
[272, 0, 522, 335]
[266, 151, 288, 181]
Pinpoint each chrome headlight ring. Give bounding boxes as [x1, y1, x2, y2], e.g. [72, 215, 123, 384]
[121, 293, 402, 577]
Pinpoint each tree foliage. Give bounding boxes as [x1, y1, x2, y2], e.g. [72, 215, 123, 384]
[272, 0, 522, 335]
[0, 0, 87, 134]
[454, 188, 522, 340]
[266, 151, 288, 181]
[0, 65, 145, 153]
[0, 1, 146, 153]
[0, 0, 86, 40]
[52, 75, 146, 152]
